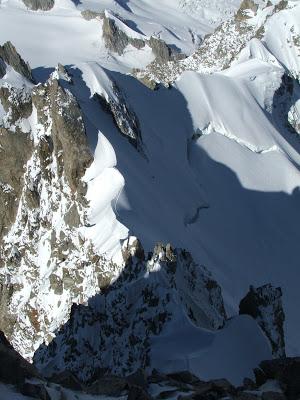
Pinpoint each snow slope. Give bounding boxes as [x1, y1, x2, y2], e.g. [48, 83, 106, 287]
[151, 315, 271, 385]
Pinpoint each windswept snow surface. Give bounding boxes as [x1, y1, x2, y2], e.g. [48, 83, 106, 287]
[82, 131, 128, 263]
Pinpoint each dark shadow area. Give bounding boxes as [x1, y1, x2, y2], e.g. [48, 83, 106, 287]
[71, 0, 82, 5]
[270, 73, 300, 163]
[32, 66, 55, 83]
[115, 0, 131, 13]
[123, 18, 144, 35]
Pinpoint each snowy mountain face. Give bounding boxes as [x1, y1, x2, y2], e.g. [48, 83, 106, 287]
[0, 0, 300, 395]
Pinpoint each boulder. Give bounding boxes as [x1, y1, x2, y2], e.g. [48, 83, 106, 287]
[20, 383, 51, 400]
[167, 371, 203, 386]
[259, 358, 300, 400]
[262, 392, 286, 400]
[50, 370, 83, 391]
[127, 386, 152, 400]
[87, 375, 128, 396]
[127, 369, 148, 389]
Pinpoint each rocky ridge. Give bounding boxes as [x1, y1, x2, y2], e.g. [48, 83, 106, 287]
[83, 10, 185, 66]
[22, 0, 55, 11]
[0, 41, 33, 81]
[134, 0, 298, 87]
[0, 46, 123, 360]
[34, 241, 227, 380]
[240, 285, 286, 358]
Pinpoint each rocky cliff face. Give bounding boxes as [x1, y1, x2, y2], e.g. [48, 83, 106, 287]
[0, 48, 123, 360]
[34, 242, 226, 381]
[100, 11, 184, 63]
[22, 0, 55, 11]
[0, 41, 33, 81]
[102, 12, 145, 56]
[239, 284, 286, 358]
[135, 0, 296, 87]
[95, 77, 143, 149]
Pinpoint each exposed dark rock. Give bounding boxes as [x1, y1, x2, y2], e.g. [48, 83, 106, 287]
[64, 204, 80, 227]
[272, 74, 299, 135]
[0, 85, 32, 124]
[50, 370, 83, 391]
[49, 274, 64, 296]
[0, 127, 33, 241]
[127, 385, 152, 400]
[21, 382, 51, 400]
[122, 238, 145, 263]
[236, 0, 259, 21]
[102, 13, 146, 55]
[148, 36, 185, 63]
[274, 0, 288, 13]
[81, 9, 104, 21]
[22, 0, 55, 11]
[259, 358, 300, 400]
[101, 13, 184, 63]
[95, 81, 143, 149]
[127, 369, 148, 389]
[232, 393, 260, 400]
[254, 367, 268, 387]
[242, 377, 257, 390]
[0, 41, 33, 81]
[0, 57, 6, 78]
[32, 78, 93, 192]
[102, 14, 137, 55]
[0, 330, 39, 386]
[87, 375, 128, 396]
[262, 392, 286, 400]
[56, 63, 73, 83]
[176, 379, 235, 399]
[0, 283, 19, 337]
[148, 36, 171, 62]
[167, 371, 203, 386]
[239, 284, 285, 357]
[210, 378, 236, 394]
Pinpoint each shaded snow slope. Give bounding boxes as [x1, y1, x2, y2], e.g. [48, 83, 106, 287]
[151, 315, 271, 385]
